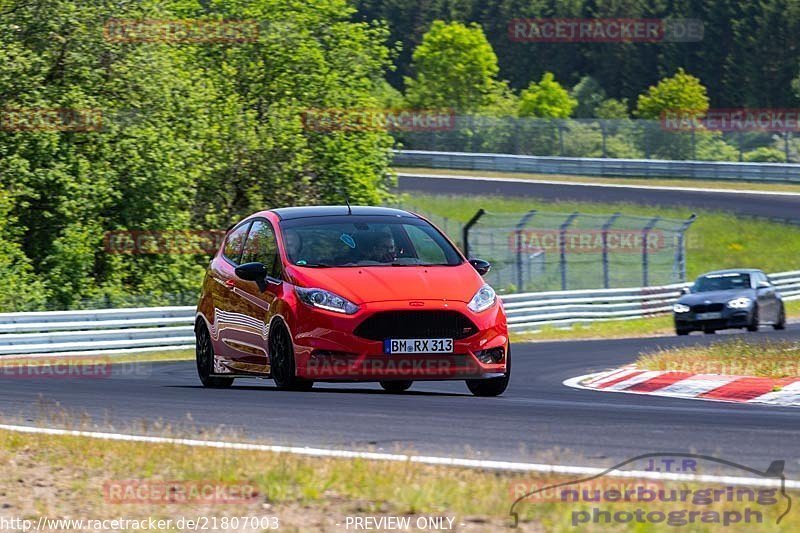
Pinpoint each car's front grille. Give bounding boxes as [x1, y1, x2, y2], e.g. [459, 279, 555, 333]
[691, 303, 725, 313]
[353, 311, 478, 341]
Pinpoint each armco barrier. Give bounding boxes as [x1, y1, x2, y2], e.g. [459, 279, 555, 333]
[393, 150, 800, 183]
[0, 271, 798, 354]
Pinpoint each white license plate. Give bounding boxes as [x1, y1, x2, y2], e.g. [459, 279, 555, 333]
[696, 312, 722, 320]
[384, 338, 454, 354]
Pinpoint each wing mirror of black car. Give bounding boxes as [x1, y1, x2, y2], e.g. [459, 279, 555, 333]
[680, 287, 690, 295]
[757, 280, 771, 290]
[469, 258, 492, 276]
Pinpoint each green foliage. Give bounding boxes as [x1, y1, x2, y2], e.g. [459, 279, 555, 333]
[744, 146, 787, 162]
[595, 99, 629, 119]
[635, 69, 710, 120]
[0, 0, 395, 311]
[404, 21, 503, 113]
[518, 73, 576, 118]
[571, 76, 606, 118]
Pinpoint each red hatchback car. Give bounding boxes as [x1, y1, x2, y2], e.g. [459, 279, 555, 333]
[195, 206, 510, 396]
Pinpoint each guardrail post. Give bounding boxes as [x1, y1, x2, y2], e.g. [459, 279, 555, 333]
[462, 208, 485, 259]
[674, 214, 697, 283]
[641, 216, 661, 286]
[514, 210, 538, 291]
[601, 212, 621, 289]
[559, 212, 580, 291]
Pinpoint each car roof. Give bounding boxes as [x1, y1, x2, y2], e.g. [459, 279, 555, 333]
[700, 268, 762, 277]
[269, 206, 418, 220]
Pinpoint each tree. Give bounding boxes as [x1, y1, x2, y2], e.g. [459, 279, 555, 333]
[635, 68, 709, 119]
[404, 20, 503, 112]
[571, 76, 606, 118]
[518, 72, 577, 118]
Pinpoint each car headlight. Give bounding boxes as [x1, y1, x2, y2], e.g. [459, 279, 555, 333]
[468, 284, 497, 313]
[727, 297, 752, 309]
[295, 287, 359, 314]
[673, 303, 691, 313]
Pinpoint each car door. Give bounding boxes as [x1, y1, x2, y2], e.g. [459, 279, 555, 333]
[225, 218, 283, 374]
[208, 220, 252, 365]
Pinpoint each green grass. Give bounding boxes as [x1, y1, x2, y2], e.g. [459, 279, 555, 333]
[401, 192, 800, 280]
[636, 338, 800, 378]
[1, 427, 796, 531]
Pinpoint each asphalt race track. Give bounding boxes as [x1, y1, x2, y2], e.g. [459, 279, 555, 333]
[2, 326, 799, 476]
[397, 173, 800, 221]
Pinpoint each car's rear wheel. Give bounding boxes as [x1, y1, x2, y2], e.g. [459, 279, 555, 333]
[380, 380, 413, 393]
[269, 322, 314, 391]
[195, 322, 234, 388]
[466, 345, 510, 397]
[774, 304, 786, 330]
[747, 305, 760, 332]
[676, 327, 690, 336]
[703, 329, 716, 335]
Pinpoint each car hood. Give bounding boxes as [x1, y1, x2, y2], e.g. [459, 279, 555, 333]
[285, 263, 484, 304]
[678, 289, 755, 305]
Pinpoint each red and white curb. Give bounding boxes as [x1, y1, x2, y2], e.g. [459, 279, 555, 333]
[564, 366, 800, 406]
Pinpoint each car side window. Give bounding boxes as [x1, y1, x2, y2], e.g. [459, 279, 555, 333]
[223, 222, 251, 265]
[241, 220, 280, 278]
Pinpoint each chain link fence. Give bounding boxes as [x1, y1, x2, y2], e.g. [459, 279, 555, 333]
[396, 117, 797, 163]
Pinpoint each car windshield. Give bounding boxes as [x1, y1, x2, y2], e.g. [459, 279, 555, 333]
[693, 273, 751, 292]
[279, 215, 462, 267]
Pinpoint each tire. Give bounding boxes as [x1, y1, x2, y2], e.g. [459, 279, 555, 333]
[747, 305, 760, 332]
[676, 328, 690, 336]
[703, 329, 716, 335]
[269, 322, 314, 391]
[380, 380, 413, 393]
[466, 345, 510, 397]
[195, 322, 234, 388]
[774, 304, 786, 330]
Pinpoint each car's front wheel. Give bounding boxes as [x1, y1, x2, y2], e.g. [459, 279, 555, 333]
[195, 322, 234, 388]
[380, 380, 413, 393]
[676, 327, 690, 336]
[747, 305, 760, 332]
[466, 346, 510, 397]
[269, 322, 314, 391]
[774, 304, 787, 330]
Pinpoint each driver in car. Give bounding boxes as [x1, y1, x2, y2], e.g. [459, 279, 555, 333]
[367, 233, 397, 263]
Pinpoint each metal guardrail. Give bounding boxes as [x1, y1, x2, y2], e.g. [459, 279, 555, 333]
[0, 270, 798, 354]
[394, 150, 800, 183]
[504, 270, 800, 331]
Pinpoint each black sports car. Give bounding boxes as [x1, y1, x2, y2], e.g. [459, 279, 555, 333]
[673, 269, 786, 335]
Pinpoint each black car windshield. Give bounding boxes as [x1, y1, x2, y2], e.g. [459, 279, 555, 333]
[693, 273, 751, 292]
[279, 215, 462, 267]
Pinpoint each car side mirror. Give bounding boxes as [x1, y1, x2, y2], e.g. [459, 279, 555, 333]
[235, 262, 268, 281]
[757, 280, 771, 289]
[680, 287, 690, 295]
[469, 258, 491, 276]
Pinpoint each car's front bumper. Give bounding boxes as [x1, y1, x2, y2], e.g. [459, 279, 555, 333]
[290, 299, 508, 381]
[674, 307, 754, 331]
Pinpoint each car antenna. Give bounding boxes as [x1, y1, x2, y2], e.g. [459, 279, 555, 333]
[344, 193, 352, 215]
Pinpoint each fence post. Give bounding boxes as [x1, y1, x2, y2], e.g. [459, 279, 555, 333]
[674, 214, 697, 283]
[601, 212, 621, 289]
[641, 216, 661, 286]
[514, 210, 538, 291]
[462, 209, 485, 258]
[558, 120, 565, 155]
[600, 120, 607, 158]
[559, 212, 580, 291]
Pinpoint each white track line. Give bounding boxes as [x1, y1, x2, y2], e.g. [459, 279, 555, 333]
[398, 172, 800, 198]
[0, 423, 796, 489]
